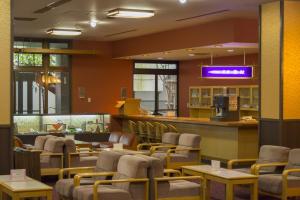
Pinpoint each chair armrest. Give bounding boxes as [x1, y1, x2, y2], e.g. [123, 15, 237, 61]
[164, 169, 181, 176]
[93, 178, 149, 200]
[137, 143, 162, 151]
[227, 159, 257, 169]
[251, 162, 288, 175]
[282, 168, 300, 190]
[69, 151, 100, 156]
[40, 152, 64, 157]
[59, 167, 95, 180]
[74, 172, 115, 187]
[150, 145, 176, 155]
[166, 148, 201, 155]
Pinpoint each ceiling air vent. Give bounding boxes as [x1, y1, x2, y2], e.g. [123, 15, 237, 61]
[34, 0, 72, 14]
[104, 29, 137, 37]
[176, 9, 230, 22]
[14, 17, 37, 21]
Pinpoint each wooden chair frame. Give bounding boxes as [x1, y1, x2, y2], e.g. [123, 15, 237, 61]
[40, 152, 64, 176]
[165, 148, 201, 169]
[252, 162, 300, 200]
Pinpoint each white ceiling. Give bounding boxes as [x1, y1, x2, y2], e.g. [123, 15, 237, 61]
[122, 42, 259, 60]
[13, 0, 272, 41]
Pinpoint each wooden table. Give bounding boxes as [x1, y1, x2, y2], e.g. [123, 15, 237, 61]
[75, 140, 92, 150]
[0, 175, 52, 200]
[182, 165, 258, 200]
[100, 148, 148, 155]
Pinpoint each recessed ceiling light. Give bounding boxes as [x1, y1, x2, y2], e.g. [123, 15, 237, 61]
[158, 57, 164, 60]
[188, 53, 195, 57]
[90, 20, 97, 28]
[164, 51, 170, 55]
[187, 48, 194, 52]
[46, 28, 82, 36]
[215, 45, 223, 48]
[179, 0, 187, 4]
[227, 49, 234, 52]
[107, 8, 155, 18]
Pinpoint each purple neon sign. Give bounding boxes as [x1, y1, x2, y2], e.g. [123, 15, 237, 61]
[201, 66, 253, 79]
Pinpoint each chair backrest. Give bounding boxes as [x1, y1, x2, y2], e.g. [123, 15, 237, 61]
[285, 148, 300, 177]
[119, 133, 135, 146]
[43, 137, 64, 153]
[63, 139, 78, 167]
[162, 132, 180, 145]
[146, 122, 155, 137]
[176, 133, 201, 160]
[137, 121, 145, 134]
[34, 136, 49, 150]
[135, 155, 168, 200]
[113, 155, 149, 200]
[128, 120, 137, 134]
[108, 132, 122, 143]
[167, 124, 178, 133]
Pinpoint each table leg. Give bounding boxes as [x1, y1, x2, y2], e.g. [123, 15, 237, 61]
[204, 178, 210, 200]
[46, 191, 53, 200]
[225, 183, 234, 200]
[250, 180, 258, 200]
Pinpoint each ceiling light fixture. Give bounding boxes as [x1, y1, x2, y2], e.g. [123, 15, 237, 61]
[107, 8, 155, 18]
[188, 53, 195, 57]
[227, 49, 234, 52]
[90, 20, 97, 28]
[158, 57, 164, 60]
[179, 0, 187, 4]
[46, 28, 82, 36]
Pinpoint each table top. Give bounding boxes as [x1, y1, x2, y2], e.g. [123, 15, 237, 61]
[101, 148, 147, 155]
[74, 140, 90, 145]
[182, 165, 258, 180]
[0, 175, 52, 192]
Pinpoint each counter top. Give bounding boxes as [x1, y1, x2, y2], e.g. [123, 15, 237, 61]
[112, 115, 258, 128]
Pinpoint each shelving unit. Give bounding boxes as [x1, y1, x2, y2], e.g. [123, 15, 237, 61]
[188, 85, 259, 118]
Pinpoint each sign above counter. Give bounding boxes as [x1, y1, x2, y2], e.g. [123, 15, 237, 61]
[201, 65, 253, 79]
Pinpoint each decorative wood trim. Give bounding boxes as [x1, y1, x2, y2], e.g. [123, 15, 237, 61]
[14, 48, 101, 55]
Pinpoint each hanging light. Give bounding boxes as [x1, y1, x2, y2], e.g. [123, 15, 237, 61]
[41, 73, 61, 84]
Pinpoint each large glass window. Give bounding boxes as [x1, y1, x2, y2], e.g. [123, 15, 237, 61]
[13, 40, 71, 114]
[133, 62, 178, 116]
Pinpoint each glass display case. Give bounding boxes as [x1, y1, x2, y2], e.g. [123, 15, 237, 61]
[13, 113, 110, 134]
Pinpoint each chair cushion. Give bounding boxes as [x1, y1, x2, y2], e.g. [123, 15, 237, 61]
[158, 180, 201, 199]
[178, 133, 201, 148]
[285, 148, 300, 177]
[34, 136, 48, 150]
[40, 150, 62, 168]
[95, 151, 125, 172]
[109, 132, 122, 143]
[73, 185, 132, 200]
[259, 174, 300, 195]
[162, 132, 180, 145]
[71, 156, 98, 167]
[119, 133, 135, 146]
[55, 178, 95, 198]
[151, 152, 167, 165]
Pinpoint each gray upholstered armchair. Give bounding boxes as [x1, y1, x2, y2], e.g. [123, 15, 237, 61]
[55, 150, 124, 200]
[228, 145, 290, 175]
[151, 133, 201, 169]
[137, 132, 180, 155]
[256, 148, 300, 200]
[72, 155, 149, 200]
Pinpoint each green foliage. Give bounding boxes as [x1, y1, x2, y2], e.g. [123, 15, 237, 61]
[14, 53, 42, 67]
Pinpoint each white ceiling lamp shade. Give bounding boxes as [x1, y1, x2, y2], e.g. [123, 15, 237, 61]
[179, 0, 187, 4]
[90, 20, 97, 28]
[107, 8, 155, 18]
[46, 28, 82, 36]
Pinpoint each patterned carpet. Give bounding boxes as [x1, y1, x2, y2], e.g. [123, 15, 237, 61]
[50, 180, 296, 200]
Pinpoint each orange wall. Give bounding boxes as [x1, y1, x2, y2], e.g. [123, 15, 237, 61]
[72, 40, 133, 114]
[179, 54, 259, 116]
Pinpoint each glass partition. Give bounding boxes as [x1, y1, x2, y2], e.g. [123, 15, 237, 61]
[13, 114, 110, 134]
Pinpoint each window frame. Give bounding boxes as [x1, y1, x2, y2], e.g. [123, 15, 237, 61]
[133, 60, 179, 116]
[13, 38, 72, 115]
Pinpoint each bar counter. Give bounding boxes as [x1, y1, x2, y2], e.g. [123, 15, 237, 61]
[111, 115, 259, 162]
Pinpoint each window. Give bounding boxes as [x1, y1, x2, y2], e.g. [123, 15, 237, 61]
[133, 61, 178, 116]
[13, 40, 71, 114]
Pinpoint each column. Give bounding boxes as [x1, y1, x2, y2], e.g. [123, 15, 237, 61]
[260, 0, 300, 148]
[0, 0, 13, 174]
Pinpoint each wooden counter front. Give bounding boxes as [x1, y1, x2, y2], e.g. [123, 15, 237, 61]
[111, 115, 259, 162]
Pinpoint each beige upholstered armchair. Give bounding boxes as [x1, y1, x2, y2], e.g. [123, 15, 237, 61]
[72, 155, 149, 200]
[64, 139, 99, 168]
[152, 133, 201, 169]
[137, 132, 180, 155]
[228, 145, 290, 174]
[40, 137, 64, 176]
[24, 135, 55, 150]
[55, 150, 124, 200]
[135, 154, 203, 200]
[256, 148, 300, 200]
